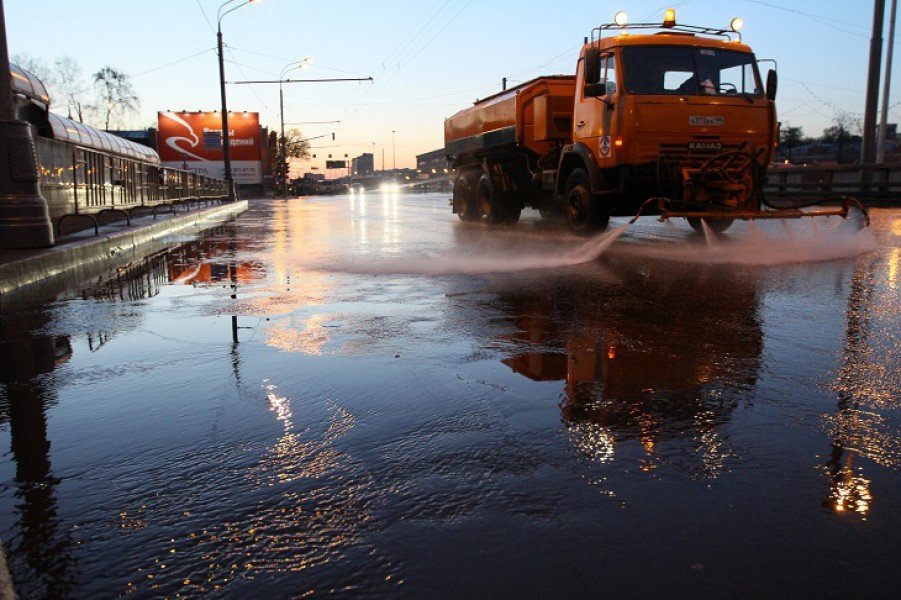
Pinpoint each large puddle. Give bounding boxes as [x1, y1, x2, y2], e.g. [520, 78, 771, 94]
[0, 196, 897, 597]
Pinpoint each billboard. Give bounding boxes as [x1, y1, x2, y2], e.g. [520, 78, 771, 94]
[158, 111, 263, 184]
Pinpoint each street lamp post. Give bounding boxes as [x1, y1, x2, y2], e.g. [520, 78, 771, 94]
[392, 130, 396, 173]
[279, 80, 285, 198]
[0, 0, 53, 248]
[279, 59, 313, 199]
[217, 0, 256, 202]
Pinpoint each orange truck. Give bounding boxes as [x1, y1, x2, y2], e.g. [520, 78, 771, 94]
[445, 10, 863, 234]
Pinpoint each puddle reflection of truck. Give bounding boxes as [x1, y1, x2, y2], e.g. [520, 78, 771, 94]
[496, 259, 763, 473]
[445, 10, 784, 235]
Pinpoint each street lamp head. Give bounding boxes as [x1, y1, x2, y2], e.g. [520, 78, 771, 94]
[218, 0, 257, 26]
[282, 58, 316, 79]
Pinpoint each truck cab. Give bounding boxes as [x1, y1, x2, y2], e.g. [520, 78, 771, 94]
[558, 13, 778, 233]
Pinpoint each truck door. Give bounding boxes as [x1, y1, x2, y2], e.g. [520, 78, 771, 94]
[598, 55, 618, 164]
[574, 53, 619, 165]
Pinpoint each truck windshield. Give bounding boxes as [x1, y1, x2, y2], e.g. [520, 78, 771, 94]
[622, 46, 762, 97]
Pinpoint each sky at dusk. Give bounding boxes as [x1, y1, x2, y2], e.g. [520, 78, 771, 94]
[6, 0, 899, 173]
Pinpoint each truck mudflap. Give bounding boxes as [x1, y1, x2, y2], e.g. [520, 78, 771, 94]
[629, 195, 871, 227]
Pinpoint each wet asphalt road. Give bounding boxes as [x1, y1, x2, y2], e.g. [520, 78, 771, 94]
[0, 193, 898, 598]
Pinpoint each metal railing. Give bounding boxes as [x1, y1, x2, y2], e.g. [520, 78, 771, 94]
[765, 163, 901, 202]
[55, 162, 231, 237]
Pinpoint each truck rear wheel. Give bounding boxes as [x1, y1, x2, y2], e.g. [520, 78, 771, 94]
[564, 168, 609, 235]
[453, 174, 477, 221]
[478, 173, 518, 225]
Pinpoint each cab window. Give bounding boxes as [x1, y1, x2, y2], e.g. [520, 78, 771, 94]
[604, 56, 618, 96]
[708, 51, 762, 95]
[623, 46, 762, 96]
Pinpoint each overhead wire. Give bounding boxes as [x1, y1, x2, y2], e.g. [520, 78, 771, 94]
[639, 0, 698, 22]
[741, 0, 872, 39]
[227, 47, 371, 78]
[343, 0, 478, 118]
[195, 0, 216, 33]
[193, 0, 274, 113]
[127, 48, 216, 79]
[381, 0, 456, 70]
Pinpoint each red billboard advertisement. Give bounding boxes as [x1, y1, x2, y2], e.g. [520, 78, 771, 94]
[157, 111, 262, 184]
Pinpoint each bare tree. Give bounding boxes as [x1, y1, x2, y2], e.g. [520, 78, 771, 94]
[779, 125, 807, 162]
[92, 66, 140, 130]
[54, 56, 89, 122]
[822, 112, 863, 164]
[10, 52, 57, 88]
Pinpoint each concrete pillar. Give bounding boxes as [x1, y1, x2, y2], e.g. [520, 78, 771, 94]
[0, 120, 54, 248]
[862, 0, 887, 165]
[0, 0, 53, 248]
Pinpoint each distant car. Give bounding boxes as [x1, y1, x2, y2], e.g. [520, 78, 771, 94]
[350, 183, 365, 194]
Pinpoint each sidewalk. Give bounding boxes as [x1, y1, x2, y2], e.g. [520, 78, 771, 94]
[0, 200, 249, 311]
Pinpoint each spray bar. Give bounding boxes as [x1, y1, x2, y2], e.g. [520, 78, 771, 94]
[630, 197, 870, 227]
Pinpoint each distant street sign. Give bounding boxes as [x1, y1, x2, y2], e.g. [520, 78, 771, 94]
[326, 160, 347, 169]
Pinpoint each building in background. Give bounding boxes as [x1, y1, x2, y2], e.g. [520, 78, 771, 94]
[416, 148, 451, 174]
[415, 148, 453, 191]
[351, 153, 375, 176]
[109, 129, 158, 150]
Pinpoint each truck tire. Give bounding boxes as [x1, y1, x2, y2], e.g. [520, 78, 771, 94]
[478, 173, 515, 225]
[687, 217, 734, 235]
[453, 174, 477, 221]
[564, 168, 609, 235]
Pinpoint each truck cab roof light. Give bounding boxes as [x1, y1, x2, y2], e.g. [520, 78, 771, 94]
[614, 11, 628, 27]
[663, 8, 677, 28]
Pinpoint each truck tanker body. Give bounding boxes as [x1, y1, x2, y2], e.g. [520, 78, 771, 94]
[445, 10, 865, 235]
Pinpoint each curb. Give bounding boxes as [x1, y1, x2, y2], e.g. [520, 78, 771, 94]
[0, 201, 248, 308]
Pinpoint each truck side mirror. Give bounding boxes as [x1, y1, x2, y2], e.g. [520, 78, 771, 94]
[584, 48, 601, 84]
[766, 69, 778, 101]
[584, 79, 606, 97]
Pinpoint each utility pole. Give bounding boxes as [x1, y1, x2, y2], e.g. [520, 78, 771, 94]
[862, 0, 887, 165]
[877, 0, 898, 163]
[217, 25, 233, 201]
[0, 0, 53, 248]
[216, 0, 259, 201]
[392, 130, 396, 173]
[279, 82, 287, 198]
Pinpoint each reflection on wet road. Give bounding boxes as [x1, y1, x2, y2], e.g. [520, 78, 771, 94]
[0, 194, 898, 597]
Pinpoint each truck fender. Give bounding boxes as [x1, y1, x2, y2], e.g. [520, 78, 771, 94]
[556, 143, 606, 196]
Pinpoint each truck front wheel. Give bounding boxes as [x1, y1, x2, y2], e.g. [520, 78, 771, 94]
[564, 168, 609, 235]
